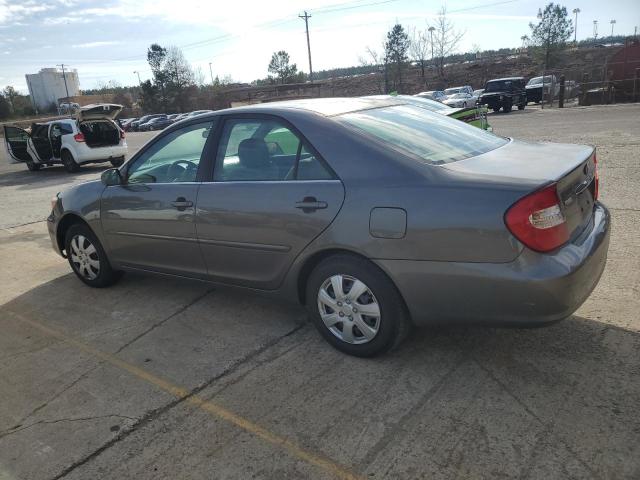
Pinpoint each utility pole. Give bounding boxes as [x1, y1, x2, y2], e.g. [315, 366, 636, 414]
[209, 62, 215, 86]
[573, 8, 580, 43]
[56, 64, 70, 101]
[133, 70, 141, 84]
[610, 19, 616, 38]
[593, 20, 598, 40]
[299, 11, 313, 82]
[428, 26, 435, 62]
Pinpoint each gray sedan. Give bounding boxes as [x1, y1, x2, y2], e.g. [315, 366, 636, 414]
[47, 98, 610, 357]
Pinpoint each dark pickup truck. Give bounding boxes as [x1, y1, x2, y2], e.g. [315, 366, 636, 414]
[478, 77, 527, 113]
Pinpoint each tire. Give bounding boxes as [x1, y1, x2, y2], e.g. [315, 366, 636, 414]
[26, 161, 41, 171]
[64, 223, 122, 288]
[518, 104, 525, 110]
[111, 157, 125, 167]
[305, 254, 411, 357]
[61, 150, 80, 173]
[492, 107, 500, 113]
[503, 101, 513, 113]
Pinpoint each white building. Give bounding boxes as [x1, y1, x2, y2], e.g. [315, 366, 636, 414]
[25, 68, 81, 113]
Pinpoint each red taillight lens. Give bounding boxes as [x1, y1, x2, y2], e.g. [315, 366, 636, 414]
[120, 129, 125, 140]
[73, 132, 85, 142]
[505, 183, 569, 253]
[593, 152, 599, 201]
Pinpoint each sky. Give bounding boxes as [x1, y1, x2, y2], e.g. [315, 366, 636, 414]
[1, 0, 639, 94]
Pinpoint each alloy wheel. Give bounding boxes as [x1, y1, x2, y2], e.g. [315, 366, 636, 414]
[317, 274, 381, 344]
[69, 234, 100, 280]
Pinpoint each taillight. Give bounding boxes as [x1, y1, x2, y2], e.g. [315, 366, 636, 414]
[593, 151, 599, 201]
[504, 183, 569, 253]
[73, 132, 85, 142]
[120, 129, 125, 140]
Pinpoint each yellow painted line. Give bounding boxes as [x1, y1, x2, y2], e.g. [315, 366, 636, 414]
[10, 311, 363, 480]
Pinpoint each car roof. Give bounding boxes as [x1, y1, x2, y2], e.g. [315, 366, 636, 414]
[210, 97, 402, 117]
[487, 77, 525, 82]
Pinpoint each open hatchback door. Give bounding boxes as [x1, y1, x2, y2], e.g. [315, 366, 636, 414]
[3, 125, 35, 164]
[77, 103, 123, 122]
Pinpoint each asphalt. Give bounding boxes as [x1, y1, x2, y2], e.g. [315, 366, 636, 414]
[0, 104, 638, 480]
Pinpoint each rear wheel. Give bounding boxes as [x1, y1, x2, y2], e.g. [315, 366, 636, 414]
[492, 107, 500, 113]
[26, 161, 41, 171]
[518, 104, 525, 110]
[111, 157, 124, 167]
[503, 101, 513, 113]
[61, 150, 80, 173]
[65, 224, 122, 288]
[306, 254, 411, 357]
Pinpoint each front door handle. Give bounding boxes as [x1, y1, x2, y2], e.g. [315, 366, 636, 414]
[295, 196, 327, 212]
[171, 197, 193, 211]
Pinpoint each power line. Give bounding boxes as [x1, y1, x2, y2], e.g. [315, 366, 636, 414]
[299, 11, 314, 82]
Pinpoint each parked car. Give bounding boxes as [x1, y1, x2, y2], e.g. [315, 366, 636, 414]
[525, 75, 559, 103]
[479, 77, 527, 112]
[379, 94, 491, 130]
[4, 103, 127, 173]
[414, 90, 446, 102]
[443, 86, 474, 97]
[47, 98, 609, 357]
[130, 114, 165, 131]
[140, 115, 173, 131]
[121, 118, 138, 132]
[442, 92, 477, 108]
[473, 89, 484, 97]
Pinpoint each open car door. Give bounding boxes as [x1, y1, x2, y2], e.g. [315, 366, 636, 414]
[3, 126, 34, 163]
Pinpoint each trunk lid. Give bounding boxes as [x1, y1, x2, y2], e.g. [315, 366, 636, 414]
[443, 139, 598, 242]
[77, 103, 123, 122]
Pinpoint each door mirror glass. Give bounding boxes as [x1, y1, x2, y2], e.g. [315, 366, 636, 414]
[101, 168, 122, 186]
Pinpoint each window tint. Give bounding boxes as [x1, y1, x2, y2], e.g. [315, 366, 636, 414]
[214, 118, 332, 182]
[338, 105, 507, 165]
[127, 121, 213, 184]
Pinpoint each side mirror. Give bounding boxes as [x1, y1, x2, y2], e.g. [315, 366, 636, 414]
[101, 168, 123, 186]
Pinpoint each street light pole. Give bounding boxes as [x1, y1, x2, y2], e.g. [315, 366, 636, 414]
[133, 70, 141, 84]
[209, 62, 214, 86]
[610, 19, 616, 38]
[593, 20, 598, 40]
[573, 8, 580, 43]
[428, 26, 435, 63]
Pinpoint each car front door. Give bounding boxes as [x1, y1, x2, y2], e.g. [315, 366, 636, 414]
[196, 115, 345, 290]
[101, 120, 215, 277]
[3, 126, 37, 163]
[29, 123, 53, 161]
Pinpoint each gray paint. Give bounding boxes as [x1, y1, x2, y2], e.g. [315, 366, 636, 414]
[369, 208, 406, 239]
[48, 98, 610, 326]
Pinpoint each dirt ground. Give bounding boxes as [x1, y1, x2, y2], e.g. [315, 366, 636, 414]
[0, 104, 638, 480]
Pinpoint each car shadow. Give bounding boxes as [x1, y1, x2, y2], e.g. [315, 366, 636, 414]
[0, 163, 110, 189]
[2, 272, 638, 477]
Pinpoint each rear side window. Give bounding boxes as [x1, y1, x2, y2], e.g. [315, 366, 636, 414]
[338, 105, 507, 165]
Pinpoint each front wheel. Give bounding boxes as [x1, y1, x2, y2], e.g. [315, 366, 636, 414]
[518, 104, 525, 110]
[503, 102, 513, 113]
[306, 254, 411, 357]
[492, 107, 500, 113]
[65, 224, 122, 288]
[61, 150, 80, 173]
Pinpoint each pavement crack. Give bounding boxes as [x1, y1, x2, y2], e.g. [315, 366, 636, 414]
[49, 321, 306, 479]
[114, 288, 214, 354]
[0, 414, 136, 440]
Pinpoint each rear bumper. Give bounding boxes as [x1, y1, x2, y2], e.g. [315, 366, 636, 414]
[376, 203, 610, 326]
[75, 144, 127, 163]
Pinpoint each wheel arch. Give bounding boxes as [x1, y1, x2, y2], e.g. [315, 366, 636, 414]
[295, 248, 411, 322]
[56, 213, 91, 255]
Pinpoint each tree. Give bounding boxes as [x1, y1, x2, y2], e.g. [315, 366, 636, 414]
[3, 86, 18, 113]
[0, 94, 11, 120]
[529, 3, 573, 68]
[268, 51, 298, 84]
[409, 27, 430, 80]
[429, 7, 464, 77]
[384, 24, 410, 92]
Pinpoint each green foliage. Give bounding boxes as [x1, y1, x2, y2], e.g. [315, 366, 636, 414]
[0, 86, 34, 119]
[0, 95, 11, 120]
[267, 51, 299, 84]
[384, 24, 410, 92]
[529, 3, 573, 66]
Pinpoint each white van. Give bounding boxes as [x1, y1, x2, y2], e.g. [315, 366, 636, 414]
[3, 104, 128, 173]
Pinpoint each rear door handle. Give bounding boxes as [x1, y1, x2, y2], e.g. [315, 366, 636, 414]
[295, 196, 327, 212]
[171, 197, 193, 211]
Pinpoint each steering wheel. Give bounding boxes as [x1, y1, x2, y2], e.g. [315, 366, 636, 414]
[167, 160, 198, 182]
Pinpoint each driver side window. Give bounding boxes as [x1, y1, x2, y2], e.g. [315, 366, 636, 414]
[128, 121, 213, 184]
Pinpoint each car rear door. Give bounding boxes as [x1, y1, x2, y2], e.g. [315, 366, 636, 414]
[100, 120, 215, 277]
[3, 126, 37, 163]
[195, 115, 345, 290]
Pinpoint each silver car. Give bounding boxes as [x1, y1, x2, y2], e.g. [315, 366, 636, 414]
[47, 98, 610, 357]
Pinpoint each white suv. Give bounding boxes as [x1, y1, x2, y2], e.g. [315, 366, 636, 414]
[3, 103, 128, 173]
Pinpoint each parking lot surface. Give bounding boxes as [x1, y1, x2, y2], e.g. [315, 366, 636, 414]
[1, 105, 639, 479]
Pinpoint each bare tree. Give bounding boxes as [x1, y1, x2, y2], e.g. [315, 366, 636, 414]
[359, 43, 387, 93]
[429, 7, 464, 77]
[409, 27, 430, 80]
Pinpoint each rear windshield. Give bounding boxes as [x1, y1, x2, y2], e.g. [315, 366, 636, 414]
[338, 105, 507, 165]
[485, 80, 512, 92]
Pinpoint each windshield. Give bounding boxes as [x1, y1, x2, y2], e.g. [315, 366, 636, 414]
[338, 105, 507, 165]
[485, 80, 512, 92]
[444, 88, 462, 95]
[449, 93, 468, 99]
[527, 76, 552, 86]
